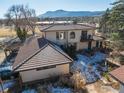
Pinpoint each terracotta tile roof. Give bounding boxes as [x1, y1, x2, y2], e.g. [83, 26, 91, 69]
[13, 36, 73, 71]
[39, 24, 96, 32]
[110, 66, 124, 84]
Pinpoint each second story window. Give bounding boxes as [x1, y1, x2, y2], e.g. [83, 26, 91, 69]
[56, 32, 66, 40]
[81, 31, 87, 40]
[56, 32, 59, 39]
[70, 32, 75, 39]
[60, 32, 64, 40]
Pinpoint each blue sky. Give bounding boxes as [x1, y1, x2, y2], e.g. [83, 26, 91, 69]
[0, 0, 115, 18]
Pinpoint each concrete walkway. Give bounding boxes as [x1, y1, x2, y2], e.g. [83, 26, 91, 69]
[86, 82, 119, 93]
[86, 83, 98, 93]
[101, 86, 119, 93]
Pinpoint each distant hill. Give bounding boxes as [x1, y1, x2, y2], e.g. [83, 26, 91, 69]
[39, 10, 104, 18]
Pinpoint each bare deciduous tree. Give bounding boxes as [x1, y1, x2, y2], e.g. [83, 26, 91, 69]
[5, 4, 37, 35]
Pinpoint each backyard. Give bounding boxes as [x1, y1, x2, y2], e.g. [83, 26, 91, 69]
[0, 48, 119, 93]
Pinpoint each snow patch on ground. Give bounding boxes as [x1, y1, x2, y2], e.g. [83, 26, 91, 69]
[0, 66, 12, 72]
[22, 89, 37, 93]
[0, 80, 15, 92]
[49, 87, 71, 93]
[71, 52, 107, 83]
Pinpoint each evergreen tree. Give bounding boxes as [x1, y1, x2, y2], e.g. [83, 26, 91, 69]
[16, 27, 27, 42]
[100, 0, 124, 50]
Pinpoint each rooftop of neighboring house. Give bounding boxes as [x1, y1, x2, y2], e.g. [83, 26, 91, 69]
[38, 24, 96, 32]
[35, 21, 73, 25]
[110, 66, 124, 85]
[13, 36, 73, 72]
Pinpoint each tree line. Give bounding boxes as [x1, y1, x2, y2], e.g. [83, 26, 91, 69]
[100, 0, 124, 33]
[100, 0, 124, 50]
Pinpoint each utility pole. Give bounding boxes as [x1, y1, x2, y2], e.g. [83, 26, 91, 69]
[0, 77, 4, 93]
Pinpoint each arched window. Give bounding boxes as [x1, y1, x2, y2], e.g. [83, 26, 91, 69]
[70, 32, 75, 39]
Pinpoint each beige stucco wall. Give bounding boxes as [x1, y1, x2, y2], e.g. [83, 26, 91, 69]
[68, 30, 81, 43]
[119, 84, 124, 93]
[45, 30, 95, 45]
[92, 41, 96, 48]
[20, 64, 69, 83]
[45, 31, 67, 45]
[77, 42, 88, 50]
[76, 41, 96, 50]
[45, 32, 57, 42]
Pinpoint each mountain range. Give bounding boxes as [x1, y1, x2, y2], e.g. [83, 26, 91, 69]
[39, 10, 104, 18]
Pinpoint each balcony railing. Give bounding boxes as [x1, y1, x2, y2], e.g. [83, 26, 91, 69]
[80, 35, 93, 42]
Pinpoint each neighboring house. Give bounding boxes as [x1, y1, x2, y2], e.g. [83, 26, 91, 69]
[36, 21, 73, 25]
[12, 36, 73, 83]
[110, 66, 124, 93]
[39, 24, 103, 50]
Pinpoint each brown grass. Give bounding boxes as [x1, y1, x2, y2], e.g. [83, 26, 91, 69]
[0, 26, 42, 37]
[0, 27, 16, 37]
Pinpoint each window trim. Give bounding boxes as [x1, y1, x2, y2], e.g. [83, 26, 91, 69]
[70, 32, 75, 39]
[60, 32, 64, 40]
[56, 32, 66, 40]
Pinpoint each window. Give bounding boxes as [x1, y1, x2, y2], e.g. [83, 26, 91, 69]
[88, 35, 91, 39]
[36, 65, 56, 71]
[56, 32, 66, 40]
[81, 31, 87, 40]
[70, 32, 75, 39]
[60, 32, 64, 40]
[56, 32, 59, 39]
[96, 41, 99, 48]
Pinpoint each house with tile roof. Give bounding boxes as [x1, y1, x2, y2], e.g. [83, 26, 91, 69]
[39, 24, 103, 50]
[12, 36, 73, 83]
[110, 66, 124, 93]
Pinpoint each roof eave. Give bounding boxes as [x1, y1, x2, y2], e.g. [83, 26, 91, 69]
[40, 28, 96, 32]
[14, 61, 72, 72]
[109, 73, 124, 85]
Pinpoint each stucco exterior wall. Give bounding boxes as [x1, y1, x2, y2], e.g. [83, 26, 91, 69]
[92, 41, 96, 48]
[77, 42, 88, 50]
[45, 30, 96, 50]
[45, 32, 57, 43]
[119, 84, 124, 93]
[68, 30, 81, 43]
[45, 31, 67, 45]
[20, 64, 69, 83]
[45, 30, 94, 44]
[76, 41, 96, 50]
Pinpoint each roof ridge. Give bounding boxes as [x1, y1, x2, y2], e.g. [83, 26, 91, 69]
[48, 44, 73, 62]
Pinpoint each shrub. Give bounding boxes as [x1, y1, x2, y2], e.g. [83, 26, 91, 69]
[16, 27, 27, 43]
[70, 72, 86, 90]
[58, 75, 71, 88]
[61, 45, 77, 59]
